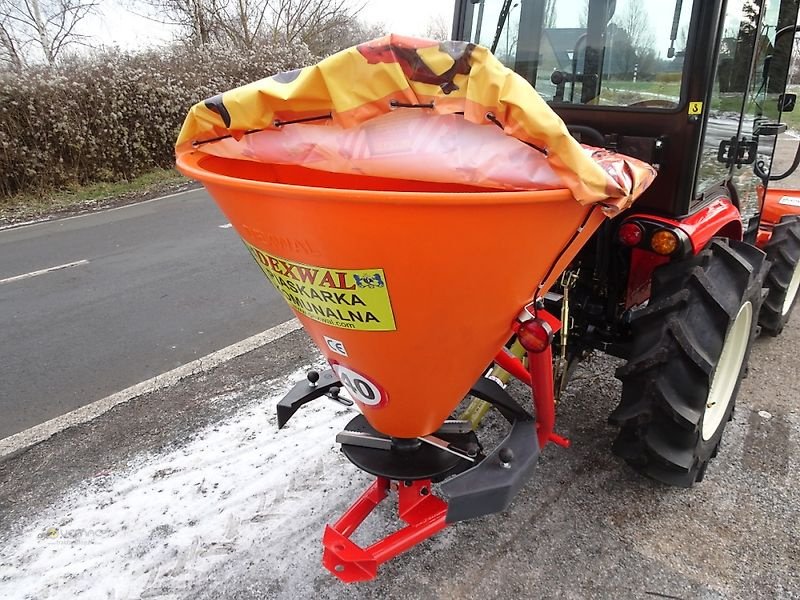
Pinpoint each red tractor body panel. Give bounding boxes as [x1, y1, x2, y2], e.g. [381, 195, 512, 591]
[757, 187, 800, 246]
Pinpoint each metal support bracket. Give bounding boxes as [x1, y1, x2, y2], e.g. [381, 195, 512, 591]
[322, 478, 448, 583]
[468, 377, 534, 423]
[277, 369, 348, 429]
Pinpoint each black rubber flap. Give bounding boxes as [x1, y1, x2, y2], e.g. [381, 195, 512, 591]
[440, 418, 539, 522]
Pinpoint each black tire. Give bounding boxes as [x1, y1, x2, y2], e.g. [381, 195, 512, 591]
[759, 216, 800, 336]
[610, 239, 767, 487]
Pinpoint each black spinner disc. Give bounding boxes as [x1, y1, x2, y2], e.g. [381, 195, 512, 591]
[339, 414, 478, 481]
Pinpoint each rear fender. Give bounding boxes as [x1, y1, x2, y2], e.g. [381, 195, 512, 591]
[623, 196, 743, 255]
[620, 196, 743, 308]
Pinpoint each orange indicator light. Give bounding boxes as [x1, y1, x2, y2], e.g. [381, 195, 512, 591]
[650, 230, 679, 255]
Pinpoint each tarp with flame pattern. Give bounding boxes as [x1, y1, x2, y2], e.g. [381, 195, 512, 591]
[176, 35, 656, 212]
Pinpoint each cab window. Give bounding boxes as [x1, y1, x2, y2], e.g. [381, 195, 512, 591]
[467, 0, 694, 109]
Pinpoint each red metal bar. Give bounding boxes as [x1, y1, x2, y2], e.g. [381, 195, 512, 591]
[369, 483, 447, 563]
[330, 477, 390, 537]
[525, 308, 568, 449]
[548, 432, 571, 448]
[367, 512, 448, 564]
[493, 348, 532, 386]
[396, 480, 446, 524]
[528, 345, 556, 449]
[322, 478, 448, 583]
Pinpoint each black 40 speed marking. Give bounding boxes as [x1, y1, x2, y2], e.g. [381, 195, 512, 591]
[331, 363, 387, 407]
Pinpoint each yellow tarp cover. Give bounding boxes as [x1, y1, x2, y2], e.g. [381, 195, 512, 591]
[176, 35, 655, 212]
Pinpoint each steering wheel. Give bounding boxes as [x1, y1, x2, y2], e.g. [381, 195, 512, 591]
[626, 99, 676, 109]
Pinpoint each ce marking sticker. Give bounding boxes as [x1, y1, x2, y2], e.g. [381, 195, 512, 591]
[324, 336, 348, 356]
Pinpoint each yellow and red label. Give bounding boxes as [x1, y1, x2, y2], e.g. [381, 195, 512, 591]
[245, 242, 396, 331]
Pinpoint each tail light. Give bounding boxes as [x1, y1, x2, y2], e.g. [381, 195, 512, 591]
[517, 318, 554, 353]
[618, 222, 644, 246]
[617, 218, 690, 258]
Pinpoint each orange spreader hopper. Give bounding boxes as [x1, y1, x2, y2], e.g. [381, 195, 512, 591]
[179, 151, 604, 436]
[176, 35, 656, 582]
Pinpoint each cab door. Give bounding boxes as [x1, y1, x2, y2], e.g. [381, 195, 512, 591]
[696, 0, 797, 221]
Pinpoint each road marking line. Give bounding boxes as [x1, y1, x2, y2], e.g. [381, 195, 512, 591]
[0, 317, 302, 460]
[219, 223, 233, 229]
[0, 216, 50, 229]
[0, 186, 202, 233]
[0, 259, 89, 284]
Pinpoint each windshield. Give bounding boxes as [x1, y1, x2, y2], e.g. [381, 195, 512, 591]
[467, 0, 695, 109]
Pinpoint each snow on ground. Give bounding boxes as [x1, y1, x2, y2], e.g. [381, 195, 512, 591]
[0, 364, 370, 600]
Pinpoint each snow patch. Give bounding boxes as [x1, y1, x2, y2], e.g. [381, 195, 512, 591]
[0, 364, 368, 600]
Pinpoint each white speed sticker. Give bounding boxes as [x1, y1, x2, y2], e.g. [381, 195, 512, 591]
[779, 196, 800, 207]
[331, 364, 385, 406]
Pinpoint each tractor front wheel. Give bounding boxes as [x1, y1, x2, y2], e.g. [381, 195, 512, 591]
[759, 216, 800, 336]
[610, 239, 766, 487]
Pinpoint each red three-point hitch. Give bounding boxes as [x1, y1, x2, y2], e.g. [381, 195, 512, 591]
[322, 478, 448, 583]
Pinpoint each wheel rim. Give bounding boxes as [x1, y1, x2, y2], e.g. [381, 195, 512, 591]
[782, 259, 800, 316]
[702, 301, 753, 441]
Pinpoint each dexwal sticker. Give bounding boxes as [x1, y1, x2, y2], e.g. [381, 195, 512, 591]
[245, 242, 397, 332]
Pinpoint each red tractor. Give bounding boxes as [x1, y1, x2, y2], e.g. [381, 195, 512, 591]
[453, 0, 800, 485]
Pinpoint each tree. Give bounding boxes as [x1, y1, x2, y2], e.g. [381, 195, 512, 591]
[616, 2, 654, 53]
[134, 0, 227, 48]
[578, 0, 588, 28]
[719, 0, 759, 93]
[216, 0, 273, 50]
[268, 0, 355, 52]
[423, 13, 449, 41]
[0, 18, 23, 69]
[0, 0, 98, 66]
[610, 3, 655, 79]
[135, 0, 362, 54]
[309, 15, 383, 56]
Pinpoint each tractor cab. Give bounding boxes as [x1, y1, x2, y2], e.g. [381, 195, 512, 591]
[453, 0, 800, 223]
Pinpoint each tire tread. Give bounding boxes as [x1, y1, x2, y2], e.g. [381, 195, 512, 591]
[611, 239, 765, 487]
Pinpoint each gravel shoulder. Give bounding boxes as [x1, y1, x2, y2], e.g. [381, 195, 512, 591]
[0, 176, 200, 229]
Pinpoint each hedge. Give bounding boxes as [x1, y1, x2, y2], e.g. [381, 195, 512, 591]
[0, 42, 314, 197]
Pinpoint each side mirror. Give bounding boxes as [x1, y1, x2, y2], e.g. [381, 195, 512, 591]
[779, 93, 797, 113]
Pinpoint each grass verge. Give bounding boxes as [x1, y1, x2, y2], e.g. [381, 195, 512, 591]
[0, 168, 197, 228]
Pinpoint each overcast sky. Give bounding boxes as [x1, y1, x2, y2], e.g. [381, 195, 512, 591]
[82, 0, 454, 50]
[360, 0, 452, 35]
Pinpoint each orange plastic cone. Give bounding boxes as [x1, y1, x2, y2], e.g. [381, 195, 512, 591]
[177, 152, 604, 438]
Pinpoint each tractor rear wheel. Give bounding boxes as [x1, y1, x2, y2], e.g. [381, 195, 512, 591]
[759, 216, 800, 336]
[610, 239, 766, 487]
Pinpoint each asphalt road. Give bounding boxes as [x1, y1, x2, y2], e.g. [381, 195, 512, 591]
[0, 190, 292, 439]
